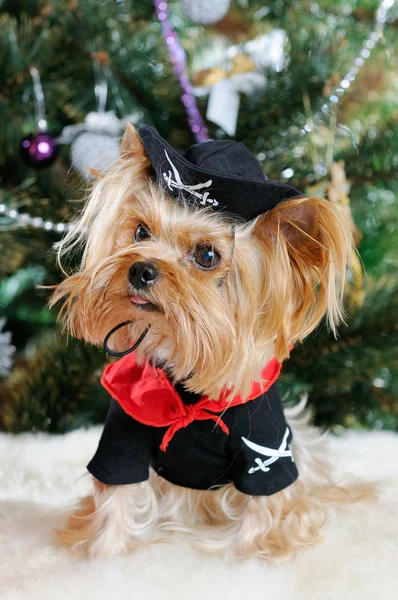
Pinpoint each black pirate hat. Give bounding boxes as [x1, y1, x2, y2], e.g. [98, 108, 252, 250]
[139, 125, 302, 221]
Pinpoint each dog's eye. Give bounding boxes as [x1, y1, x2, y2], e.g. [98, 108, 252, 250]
[134, 223, 151, 243]
[194, 245, 221, 270]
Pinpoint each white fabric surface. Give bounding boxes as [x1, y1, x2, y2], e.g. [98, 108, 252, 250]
[0, 427, 397, 600]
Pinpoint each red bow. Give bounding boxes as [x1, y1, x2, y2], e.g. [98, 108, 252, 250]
[101, 353, 284, 451]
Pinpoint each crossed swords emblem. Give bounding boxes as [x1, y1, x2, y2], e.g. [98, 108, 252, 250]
[241, 427, 294, 474]
[162, 150, 219, 207]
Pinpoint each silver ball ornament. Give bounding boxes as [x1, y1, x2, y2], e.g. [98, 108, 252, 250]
[71, 132, 121, 180]
[181, 0, 231, 24]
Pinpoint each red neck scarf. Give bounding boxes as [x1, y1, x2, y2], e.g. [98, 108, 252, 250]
[101, 353, 284, 451]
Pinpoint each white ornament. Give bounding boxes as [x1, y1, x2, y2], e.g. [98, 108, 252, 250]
[193, 29, 287, 136]
[196, 72, 267, 137]
[70, 132, 121, 181]
[59, 111, 139, 180]
[181, 0, 231, 24]
[84, 111, 121, 135]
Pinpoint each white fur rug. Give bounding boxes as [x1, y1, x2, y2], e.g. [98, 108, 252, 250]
[1, 427, 397, 600]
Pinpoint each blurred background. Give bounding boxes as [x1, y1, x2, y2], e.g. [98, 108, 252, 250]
[0, 0, 397, 435]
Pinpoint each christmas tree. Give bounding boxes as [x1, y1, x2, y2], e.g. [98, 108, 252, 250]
[0, 0, 397, 434]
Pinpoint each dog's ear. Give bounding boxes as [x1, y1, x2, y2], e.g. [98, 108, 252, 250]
[120, 122, 147, 160]
[251, 196, 352, 354]
[255, 198, 319, 248]
[253, 197, 328, 267]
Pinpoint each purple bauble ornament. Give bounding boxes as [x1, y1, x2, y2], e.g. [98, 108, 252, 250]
[20, 132, 59, 169]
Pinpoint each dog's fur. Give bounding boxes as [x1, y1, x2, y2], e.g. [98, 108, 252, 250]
[50, 124, 373, 561]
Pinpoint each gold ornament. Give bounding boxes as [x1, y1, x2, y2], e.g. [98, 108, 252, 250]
[194, 54, 256, 87]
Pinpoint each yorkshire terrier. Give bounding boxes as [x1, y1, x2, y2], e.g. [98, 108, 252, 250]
[50, 123, 371, 562]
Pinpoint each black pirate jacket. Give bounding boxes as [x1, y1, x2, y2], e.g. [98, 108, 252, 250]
[87, 353, 298, 496]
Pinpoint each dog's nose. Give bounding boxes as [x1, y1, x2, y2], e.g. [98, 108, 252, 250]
[128, 261, 159, 289]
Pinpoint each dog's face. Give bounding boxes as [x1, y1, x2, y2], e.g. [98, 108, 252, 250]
[51, 125, 351, 399]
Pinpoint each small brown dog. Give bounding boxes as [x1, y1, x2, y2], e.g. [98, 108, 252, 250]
[51, 124, 370, 561]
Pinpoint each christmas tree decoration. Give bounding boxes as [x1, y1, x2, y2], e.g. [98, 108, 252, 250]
[195, 54, 266, 136]
[154, 0, 210, 142]
[192, 29, 288, 74]
[59, 57, 138, 180]
[71, 131, 120, 180]
[20, 131, 59, 169]
[0, 182, 69, 233]
[194, 44, 285, 136]
[60, 111, 123, 180]
[20, 67, 59, 169]
[191, 29, 287, 135]
[0, 200, 69, 233]
[0, 318, 15, 378]
[180, 0, 231, 24]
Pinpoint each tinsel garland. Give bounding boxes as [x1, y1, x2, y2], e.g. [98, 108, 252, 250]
[153, 0, 210, 143]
